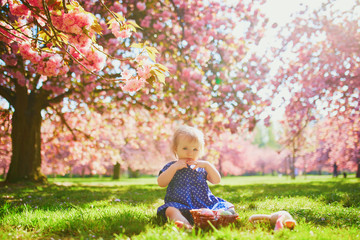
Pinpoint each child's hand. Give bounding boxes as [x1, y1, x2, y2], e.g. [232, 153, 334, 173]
[173, 159, 189, 171]
[193, 160, 209, 169]
[184, 159, 208, 170]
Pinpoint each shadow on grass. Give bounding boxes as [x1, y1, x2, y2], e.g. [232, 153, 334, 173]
[0, 183, 165, 211]
[211, 180, 360, 207]
[41, 206, 162, 239]
[0, 182, 166, 238]
[210, 180, 360, 228]
[1, 179, 359, 238]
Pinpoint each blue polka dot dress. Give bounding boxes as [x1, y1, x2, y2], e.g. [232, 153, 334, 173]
[157, 161, 233, 224]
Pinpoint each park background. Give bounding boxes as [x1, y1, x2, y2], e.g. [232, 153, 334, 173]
[1, 0, 359, 182]
[1, 1, 360, 239]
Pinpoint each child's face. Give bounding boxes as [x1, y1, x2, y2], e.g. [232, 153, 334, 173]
[175, 135, 201, 161]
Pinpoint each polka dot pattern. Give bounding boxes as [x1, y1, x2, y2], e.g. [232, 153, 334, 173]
[157, 161, 233, 222]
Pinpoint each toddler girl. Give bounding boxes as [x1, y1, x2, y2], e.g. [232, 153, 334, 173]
[157, 125, 233, 229]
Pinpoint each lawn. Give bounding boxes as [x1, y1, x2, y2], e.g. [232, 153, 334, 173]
[0, 175, 359, 239]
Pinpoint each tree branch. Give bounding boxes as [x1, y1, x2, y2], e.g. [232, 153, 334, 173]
[44, 88, 74, 107]
[168, 0, 185, 41]
[51, 106, 77, 141]
[0, 85, 15, 106]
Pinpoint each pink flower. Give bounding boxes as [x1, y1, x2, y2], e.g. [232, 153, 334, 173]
[140, 16, 151, 28]
[136, 2, 146, 11]
[153, 21, 164, 31]
[2, 54, 17, 66]
[91, 51, 106, 71]
[68, 24, 83, 35]
[27, 0, 42, 8]
[110, 21, 120, 32]
[264, 116, 271, 127]
[110, 22, 132, 39]
[135, 55, 149, 63]
[14, 71, 26, 86]
[19, 42, 41, 63]
[77, 12, 94, 27]
[69, 34, 92, 48]
[83, 47, 106, 72]
[63, 15, 76, 26]
[157, 34, 165, 41]
[122, 77, 145, 92]
[121, 69, 133, 80]
[9, 0, 30, 16]
[51, 13, 64, 30]
[136, 65, 151, 79]
[112, 3, 127, 14]
[116, 29, 132, 39]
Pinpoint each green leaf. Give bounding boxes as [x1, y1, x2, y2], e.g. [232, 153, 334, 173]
[145, 46, 159, 62]
[66, 4, 76, 11]
[155, 63, 169, 73]
[146, 46, 159, 54]
[107, 18, 116, 27]
[151, 69, 166, 84]
[127, 20, 142, 30]
[127, 25, 136, 32]
[130, 43, 144, 48]
[91, 23, 103, 34]
[114, 13, 125, 22]
[57, 33, 69, 44]
[215, 77, 222, 84]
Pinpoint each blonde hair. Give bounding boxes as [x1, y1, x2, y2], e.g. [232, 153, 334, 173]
[171, 125, 205, 157]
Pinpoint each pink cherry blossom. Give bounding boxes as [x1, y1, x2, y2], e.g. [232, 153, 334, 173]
[122, 77, 145, 92]
[121, 69, 133, 80]
[8, 0, 30, 16]
[136, 2, 146, 11]
[136, 65, 151, 79]
[153, 21, 164, 31]
[140, 16, 151, 28]
[118, 29, 132, 39]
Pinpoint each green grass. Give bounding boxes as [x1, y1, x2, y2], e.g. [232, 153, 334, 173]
[1, 175, 359, 239]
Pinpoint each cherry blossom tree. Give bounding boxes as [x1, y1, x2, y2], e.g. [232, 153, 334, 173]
[0, 102, 11, 178]
[205, 130, 283, 176]
[267, 0, 360, 177]
[101, 0, 270, 133]
[1, 0, 271, 183]
[310, 113, 360, 176]
[0, 0, 167, 183]
[39, 104, 175, 177]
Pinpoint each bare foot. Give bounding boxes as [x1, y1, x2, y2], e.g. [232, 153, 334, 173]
[175, 220, 193, 230]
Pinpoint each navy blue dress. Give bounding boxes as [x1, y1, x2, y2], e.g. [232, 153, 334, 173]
[157, 161, 233, 224]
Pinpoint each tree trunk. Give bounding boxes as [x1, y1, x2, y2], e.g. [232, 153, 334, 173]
[290, 152, 296, 179]
[356, 159, 360, 178]
[113, 162, 121, 180]
[2, 167, 6, 179]
[5, 87, 47, 183]
[69, 166, 73, 178]
[284, 156, 288, 176]
[218, 155, 223, 177]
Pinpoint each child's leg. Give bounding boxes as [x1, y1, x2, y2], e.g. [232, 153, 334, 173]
[165, 207, 192, 229]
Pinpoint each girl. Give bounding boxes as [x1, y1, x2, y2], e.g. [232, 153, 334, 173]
[157, 125, 233, 229]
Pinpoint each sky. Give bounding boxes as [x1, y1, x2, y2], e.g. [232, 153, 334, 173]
[263, 0, 356, 25]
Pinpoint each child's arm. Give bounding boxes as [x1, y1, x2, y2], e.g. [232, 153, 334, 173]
[157, 160, 188, 187]
[195, 161, 221, 184]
